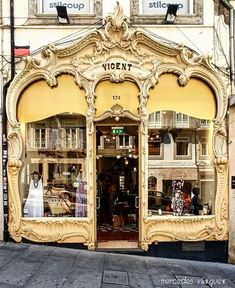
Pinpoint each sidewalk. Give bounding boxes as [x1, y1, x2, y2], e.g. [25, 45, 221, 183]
[0, 242, 235, 288]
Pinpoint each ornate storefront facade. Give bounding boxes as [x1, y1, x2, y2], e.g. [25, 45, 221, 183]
[6, 4, 229, 252]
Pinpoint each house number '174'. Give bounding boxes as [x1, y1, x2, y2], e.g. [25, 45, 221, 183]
[113, 95, 120, 100]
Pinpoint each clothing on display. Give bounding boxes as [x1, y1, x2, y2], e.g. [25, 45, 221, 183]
[75, 180, 87, 217]
[24, 175, 44, 217]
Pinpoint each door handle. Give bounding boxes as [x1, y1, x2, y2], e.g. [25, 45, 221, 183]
[135, 196, 139, 208]
[96, 197, 100, 209]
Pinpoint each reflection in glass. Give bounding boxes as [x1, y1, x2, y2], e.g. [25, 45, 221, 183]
[21, 113, 87, 218]
[148, 111, 214, 217]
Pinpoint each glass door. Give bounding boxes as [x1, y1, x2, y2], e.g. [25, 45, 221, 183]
[95, 119, 139, 246]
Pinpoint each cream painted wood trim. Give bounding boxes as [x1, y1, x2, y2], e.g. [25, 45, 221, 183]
[6, 3, 229, 249]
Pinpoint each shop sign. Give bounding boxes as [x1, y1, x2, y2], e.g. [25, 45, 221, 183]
[41, 0, 90, 14]
[102, 62, 132, 71]
[111, 127, 124, 134]
[142, 0, 189, 15]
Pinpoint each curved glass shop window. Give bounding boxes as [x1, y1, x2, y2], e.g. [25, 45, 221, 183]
[148, 111, 215, 217]
[20, 113, 87, 218]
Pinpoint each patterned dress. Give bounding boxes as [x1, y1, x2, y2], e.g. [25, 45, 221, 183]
[75, 181, 87, 217]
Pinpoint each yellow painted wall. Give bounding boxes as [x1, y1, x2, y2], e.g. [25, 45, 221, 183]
[95, 81, 140, 116]
[17, 74, 87, 123]
[147, 74, 216, 120]
[17, 73, 216, 123]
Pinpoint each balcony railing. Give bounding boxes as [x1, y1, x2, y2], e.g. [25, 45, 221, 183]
[28, 128, 86, 150]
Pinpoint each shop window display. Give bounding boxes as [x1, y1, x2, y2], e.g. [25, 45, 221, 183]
[148, 111, 214, 217]
[21, 113, 87, 218]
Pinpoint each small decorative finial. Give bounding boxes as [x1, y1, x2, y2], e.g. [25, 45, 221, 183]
[106, 1, 126, 31]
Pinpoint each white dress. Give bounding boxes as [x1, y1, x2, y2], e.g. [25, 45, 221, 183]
[24, 179, 44, 217]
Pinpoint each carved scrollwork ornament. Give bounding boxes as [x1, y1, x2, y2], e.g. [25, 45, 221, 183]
[87, 106, 95, 135]
[110, 104, 125, 121]
[179, 46, 203, 66]
[139, 106, 148, 136]
[7, 124, 23, 160]
[140, 241, 148, 251]
[8, 159, 22, 176]
[110, 72, 125, 83]
[8, 158, 23, 242]
[178, 71, 191, 86]
[213, 120, 227, 159]
[87, 242, 96, 250]
[214, 156, 228, 173]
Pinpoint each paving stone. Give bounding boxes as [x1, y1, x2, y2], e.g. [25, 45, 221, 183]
[103, 270, 129, 286]
[0, 250, 21, 269]
[216, 263, 235, 280]
[25, 244, 56, 255]
[124, 255, 148, 273]
[37, 255, 74, 278]
[64, 266, 102, 288]
[101, 284, 129, 288]
[145, 257, 168, 270]
[52, 247, 81, 258]
[73, 251, 104, 272]
[24, 274, 66, 288]
[0, 242, 29, 252]
[128, 272, 154, 288]
[186, 262, 227, 282]
[0, 259, 41, 286]
[0, 285, 20, 288]
[103, 253, 129, 271]
[166, 259, 201, 277]
[17, 245, 55, 263]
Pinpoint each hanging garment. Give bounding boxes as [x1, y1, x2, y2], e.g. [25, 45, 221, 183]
[24, 179, 44, 217]
[75, 181, 87, 217]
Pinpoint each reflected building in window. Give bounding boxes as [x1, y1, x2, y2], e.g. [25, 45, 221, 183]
[147, 111, 214, 216]
[21, 114, 87, 218]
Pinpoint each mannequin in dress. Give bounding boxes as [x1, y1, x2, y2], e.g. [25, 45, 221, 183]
[24, 171, 44, 217]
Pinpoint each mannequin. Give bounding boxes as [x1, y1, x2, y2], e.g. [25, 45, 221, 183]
[24, 171, 44, 217]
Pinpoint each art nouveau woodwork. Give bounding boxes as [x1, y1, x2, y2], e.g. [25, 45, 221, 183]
[6, 3, 228, 250]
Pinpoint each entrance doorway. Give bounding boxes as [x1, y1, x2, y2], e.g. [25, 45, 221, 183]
[96, 120, 139, 245]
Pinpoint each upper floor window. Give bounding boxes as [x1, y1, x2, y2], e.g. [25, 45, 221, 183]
[148, 112, 162, 128]
[200, 137, 209, 156]
[118, 135, 135, 149]
[35, 127, 46, 148]
[148, 134, 162, 156]
[175, 137, 190, 156]
[27, 117, 86, 150]
[176, 113, 189, 128]
[199, 119, 210, 128]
